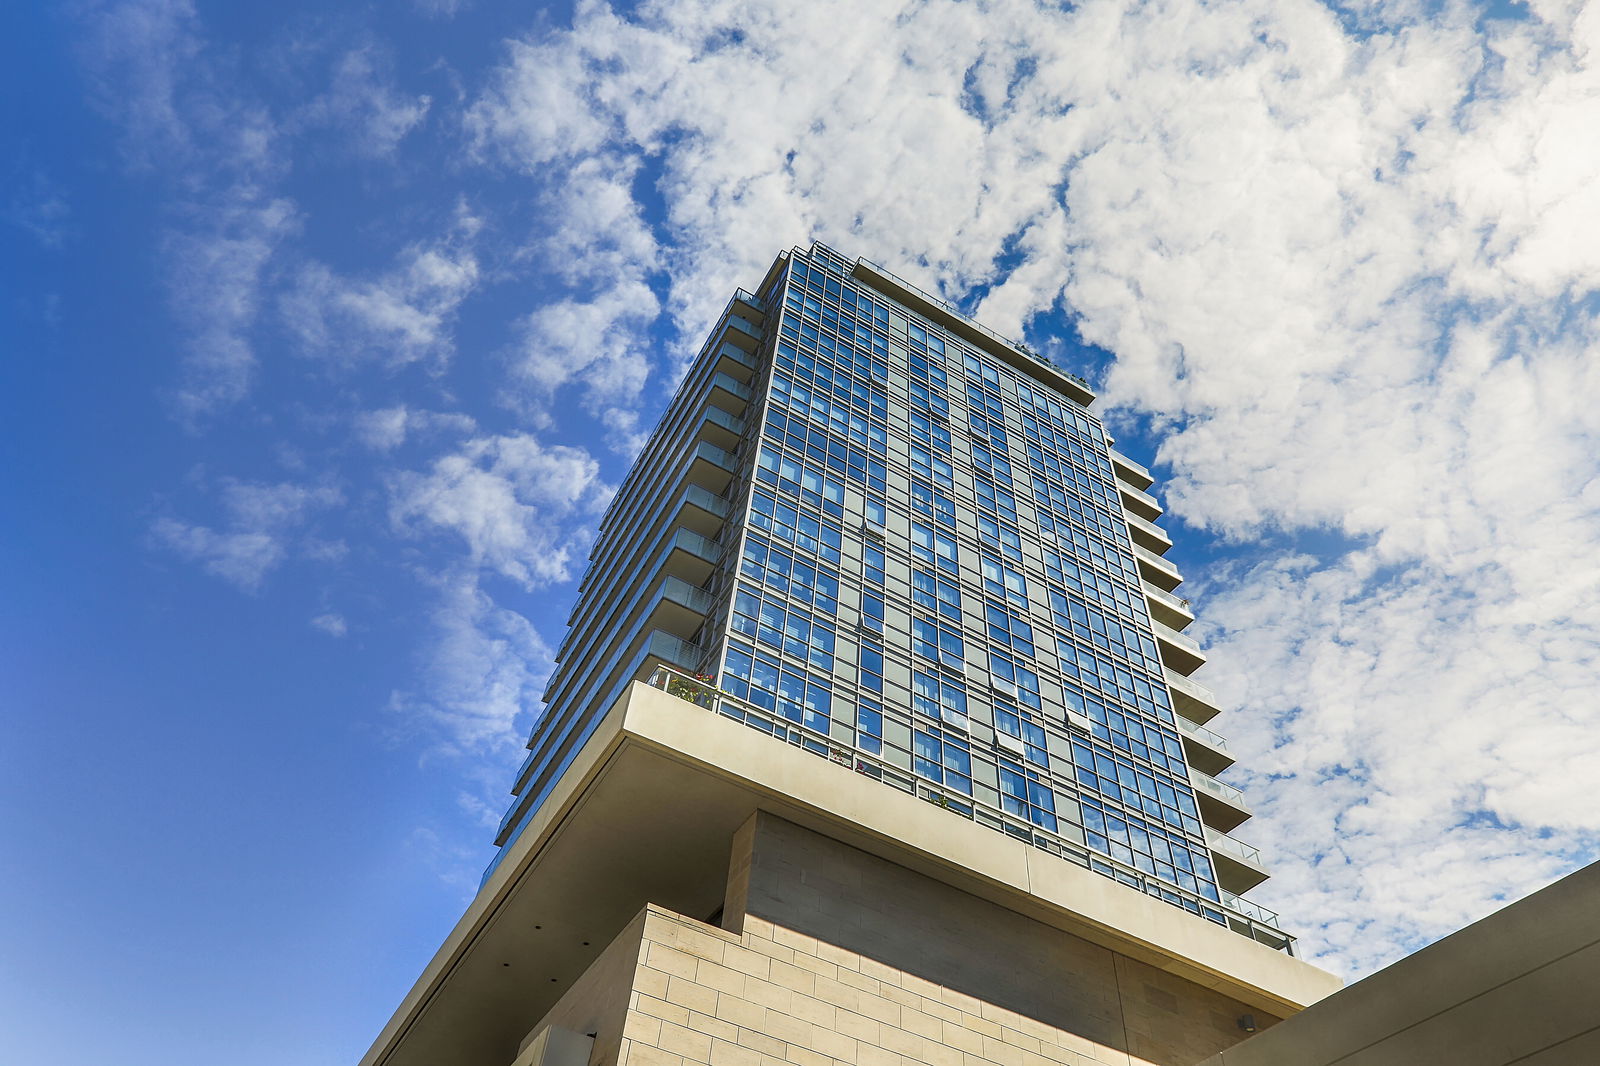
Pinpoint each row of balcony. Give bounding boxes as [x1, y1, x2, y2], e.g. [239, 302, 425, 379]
[545, 525, 723, 730]
[594, 294, 760, 537]
[558, 439, 734, 664]
[542, 296, 752, 674]
[498, 628, 709, 845]
[512, 298, 763, 854]
[569, 345, 742, 598]
[503, 474, 733, 840]
[1108, 449, 1275, 904]
[579, 315, 751, 602]
[1108, 464, 1193, 671]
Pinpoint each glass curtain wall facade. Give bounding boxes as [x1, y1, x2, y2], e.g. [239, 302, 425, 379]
[491, 242, 1288, 952]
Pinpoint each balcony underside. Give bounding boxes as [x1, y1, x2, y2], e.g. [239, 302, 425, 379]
[1119, 483, 1163, 522]
[1156, 625, 1206, 676]
[1208, 827, 1271, 895]
[1111, 450, 1154, 491]
[1195, 786, 1252, 834]
[1212, 849, 1271, 895]
[1136, 546, 1183, 592]
[659, 534, 718, 587]
[685, 455, 733, 496]
[1180, 723, 1236, 777]
[1126, 513, 1173, 556]
[1166, 669, 1223, 725]
[1145, 586, 1195, 632]
[709, 373, 751, 414]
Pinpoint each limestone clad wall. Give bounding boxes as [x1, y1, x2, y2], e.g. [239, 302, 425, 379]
[621, 905, 1146, 1066]
[524, 902, 1262, 1066]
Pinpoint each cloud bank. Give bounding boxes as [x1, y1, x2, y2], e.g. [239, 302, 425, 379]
[461, 0, 1600, 975]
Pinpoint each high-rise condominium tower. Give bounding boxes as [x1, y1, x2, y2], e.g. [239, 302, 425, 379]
[362, 245, 1340, 1066]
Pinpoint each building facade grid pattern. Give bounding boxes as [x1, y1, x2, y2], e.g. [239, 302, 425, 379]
[490, 242, 1281, 944]
[705, 247, 1223, 921]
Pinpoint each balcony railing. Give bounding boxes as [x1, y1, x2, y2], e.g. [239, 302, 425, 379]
[1165, 669, 1222, 724]
[681, 483, 730, 520]
[1124, 510, 1173, 554]
[1221, 891, 1283, 929]
[723, 313, 762, 350]
[1154, 620, 1206, 675]
[643, 633, 704, 673]
[690, 439, 735, 471]
[1109, 448, 1153, 490]
[643, 665, 1294, 952]
[1178, 718, 1235, 779]
[710, 371, 752, 403]
[1206, 826, 1267, 868]
[657, 575, 714, 615]
[1190, 768, 1251, 815]
[1143, 583, 1194, 632]
[559, 522, 720, 663]
[712, 341, 757, 377]
[1145, 582, 1191, 615]
[1119, 482, 1163, 521]
[1178, 716, 1230, 754]
[1206, 833, 1269, 892]
[1134, 544, 1182, 591]
[666, 527, 722, 565]
[697, 405, 745, 449]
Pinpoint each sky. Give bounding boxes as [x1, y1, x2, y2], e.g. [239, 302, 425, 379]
[4, 0, 1600, 1062]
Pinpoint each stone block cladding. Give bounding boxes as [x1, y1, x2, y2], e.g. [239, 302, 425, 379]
[523, 901, 1271, 1066]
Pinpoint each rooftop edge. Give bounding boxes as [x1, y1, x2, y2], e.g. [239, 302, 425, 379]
[848, 256, 1097, 408]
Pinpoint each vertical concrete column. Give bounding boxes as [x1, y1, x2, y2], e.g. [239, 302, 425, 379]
[720, 811, 759, 936]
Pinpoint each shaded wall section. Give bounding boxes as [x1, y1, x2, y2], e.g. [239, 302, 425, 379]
[722, 811, 1278, 1065]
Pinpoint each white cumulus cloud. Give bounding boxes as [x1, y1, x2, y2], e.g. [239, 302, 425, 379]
[310, 612, 349, 637]
[461, 0, 1600, 977]
[388, 570, 555, 755]
[282, 206, 482, 369]
[300, 46, 431, 158]
[153, 478, 343, 591]
[389, 433, 613, 588]
[354, 405, 478, 451]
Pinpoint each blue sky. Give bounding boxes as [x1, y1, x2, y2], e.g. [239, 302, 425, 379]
[6, 0, 1600, 1063]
